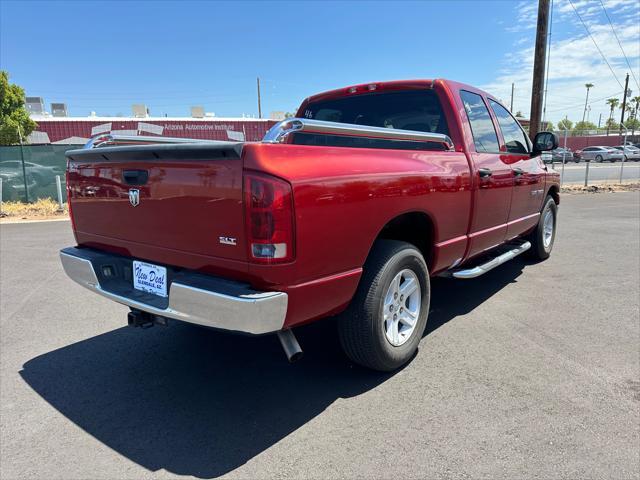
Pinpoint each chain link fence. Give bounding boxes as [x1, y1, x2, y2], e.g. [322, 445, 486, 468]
[544, 131, 640, 186]
[0, 145, 81, 203]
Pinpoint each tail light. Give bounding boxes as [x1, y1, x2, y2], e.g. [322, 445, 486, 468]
[66, 160, 76, 231]
[244, 172, 295, 263]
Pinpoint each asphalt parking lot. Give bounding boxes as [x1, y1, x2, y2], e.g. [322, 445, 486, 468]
[1, 192, 639, 479]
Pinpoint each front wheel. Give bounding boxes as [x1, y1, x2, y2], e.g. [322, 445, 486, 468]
[338, 240, 430, 372]
[528, 196, 557, 260]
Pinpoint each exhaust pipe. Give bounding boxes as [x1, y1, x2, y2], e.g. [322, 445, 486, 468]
[277, 329, 303, 363]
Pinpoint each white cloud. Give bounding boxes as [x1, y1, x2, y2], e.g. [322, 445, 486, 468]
[484, 0, 640, 125]
[506, 1, 539, 32]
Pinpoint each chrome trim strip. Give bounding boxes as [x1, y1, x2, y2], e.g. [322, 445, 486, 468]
[84, 134, 221, 149]
[262, 118, 454, 150]
[451, 241, 531, 279]
[59, 251, 287, 334]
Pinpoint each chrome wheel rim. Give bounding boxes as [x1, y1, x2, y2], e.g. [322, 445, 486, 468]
[383, 269, 421, 346]
[543, 209, 554, 249]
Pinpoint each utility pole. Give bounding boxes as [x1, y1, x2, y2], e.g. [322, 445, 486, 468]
[256, 77, 262, 119]
[510, 83, 515, 112]
[619, 73, 630, 135]
[528, 0, 550, 138]
[597, 113, 602, 128]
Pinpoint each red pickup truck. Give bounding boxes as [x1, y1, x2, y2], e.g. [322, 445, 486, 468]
[60, 79, 560, 371]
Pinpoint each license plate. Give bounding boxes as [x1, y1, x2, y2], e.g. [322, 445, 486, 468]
[132, 261, 167, 297]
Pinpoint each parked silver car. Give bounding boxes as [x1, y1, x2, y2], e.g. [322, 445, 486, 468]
[612, 145, 640, 161]
[576, 146, 625, 163]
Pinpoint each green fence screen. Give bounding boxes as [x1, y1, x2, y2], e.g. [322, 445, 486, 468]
[0, 145, 82, 203]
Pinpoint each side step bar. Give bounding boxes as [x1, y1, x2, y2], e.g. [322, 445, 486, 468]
[450, 241, 531, 279]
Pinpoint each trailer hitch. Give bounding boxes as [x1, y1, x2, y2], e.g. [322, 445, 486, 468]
[127, 309, 168, 329]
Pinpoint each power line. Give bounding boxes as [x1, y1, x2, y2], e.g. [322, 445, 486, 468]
[568, 0, 624, 89]
[544, 90, 624, 113]
[598, 0, 640, 92]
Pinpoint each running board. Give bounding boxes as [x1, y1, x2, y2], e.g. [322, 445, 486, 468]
[449, 241, 531, 279]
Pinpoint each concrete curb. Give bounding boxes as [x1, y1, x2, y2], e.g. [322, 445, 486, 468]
[0, 217, 70, 225]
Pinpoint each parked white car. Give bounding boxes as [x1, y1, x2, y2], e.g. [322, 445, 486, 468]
[612, 145, 640, 161]
[576, 146, 625, 163]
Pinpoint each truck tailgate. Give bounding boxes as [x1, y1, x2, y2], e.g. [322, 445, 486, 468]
[66, 143, 247, 266]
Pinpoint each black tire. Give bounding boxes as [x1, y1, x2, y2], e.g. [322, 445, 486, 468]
[528, 196, 557, 261]
[338, 240, 430, 372]
[595, 155, 603, 162]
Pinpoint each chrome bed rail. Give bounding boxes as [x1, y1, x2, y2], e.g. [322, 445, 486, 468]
[262, 118, 454, 150]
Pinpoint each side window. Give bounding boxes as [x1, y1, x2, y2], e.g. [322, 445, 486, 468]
[489, 100, 530, 154]
[460, 91, 499, 153]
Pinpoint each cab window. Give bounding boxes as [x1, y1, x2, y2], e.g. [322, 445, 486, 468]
[489, 100, 530, 154]
[460, 91, 499, 153]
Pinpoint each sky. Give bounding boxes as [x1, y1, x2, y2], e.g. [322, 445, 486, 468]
[1, 0, 638, 125]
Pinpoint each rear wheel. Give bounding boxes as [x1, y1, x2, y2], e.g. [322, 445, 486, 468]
[338, 240, 430, 372]
[595, 155, 603, 162]
[528, 196, 557, 260]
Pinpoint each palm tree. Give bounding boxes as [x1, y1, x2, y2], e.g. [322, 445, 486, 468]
[605, 98, 619, 135]
[582, 83, 594, 123]
[623, 104, 638, 136]
[632, 96, 640, 120]
[629, 97, 640, 136]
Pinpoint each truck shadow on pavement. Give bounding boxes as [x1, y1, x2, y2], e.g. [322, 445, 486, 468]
[20, 259, 526, 478]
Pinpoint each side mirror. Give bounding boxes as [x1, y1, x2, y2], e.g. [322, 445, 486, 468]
[533, 131, 559, 153]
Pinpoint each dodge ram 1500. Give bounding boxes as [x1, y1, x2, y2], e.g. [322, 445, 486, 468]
[60, 79, 560, 371]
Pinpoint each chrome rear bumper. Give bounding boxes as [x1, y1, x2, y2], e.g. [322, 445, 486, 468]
[59, 247, 287, 334]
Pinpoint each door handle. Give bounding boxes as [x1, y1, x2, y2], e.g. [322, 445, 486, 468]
[513, 167, 525, 176]
[478, 168, 492, 178]
[122, 169, 149, 185]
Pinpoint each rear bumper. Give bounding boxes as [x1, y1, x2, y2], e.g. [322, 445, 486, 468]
[59, 247, 287, 334]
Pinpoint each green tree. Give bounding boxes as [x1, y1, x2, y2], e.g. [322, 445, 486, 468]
[544, 121, 554, 131]
[0, 71, 37, 145]
[557, 118, 573, 131]
[604, 117, 619, 130]
[605, 98, 619, 135]
[572, 120, 597, 134]
[624, 117, 640, 135]
[515, 111, 524, 118]
[632, 96, 640, 119]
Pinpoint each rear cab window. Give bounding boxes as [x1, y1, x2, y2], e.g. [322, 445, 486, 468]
[488, 100, 531, 154]
[459, 90, 500, 153]
[297, 89, 450, 151]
